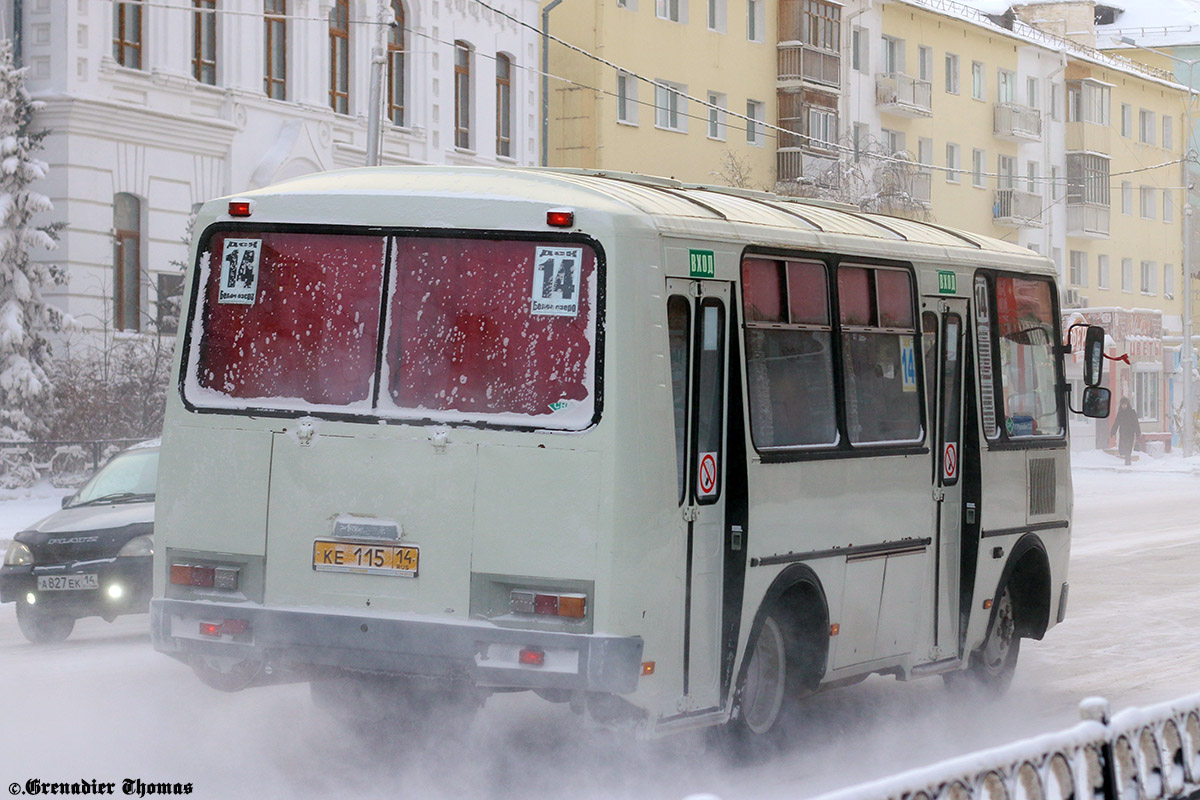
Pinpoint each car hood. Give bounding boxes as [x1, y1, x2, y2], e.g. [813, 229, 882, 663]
[26, 501, 154, 534]
[15, 502, 154, 564]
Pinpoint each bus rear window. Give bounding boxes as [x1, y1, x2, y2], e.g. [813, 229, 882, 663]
[187, 231, 599, 430]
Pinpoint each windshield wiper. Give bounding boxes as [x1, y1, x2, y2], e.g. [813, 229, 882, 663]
[69, 492, 155, 508]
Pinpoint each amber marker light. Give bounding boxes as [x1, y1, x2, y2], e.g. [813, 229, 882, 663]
[558, 594, 586, 619]
[641, 662, 656, 676]
[983, 599, 994, 610]
[830, 623, 840, 636]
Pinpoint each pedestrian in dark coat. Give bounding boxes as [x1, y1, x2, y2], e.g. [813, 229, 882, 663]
[1109, 397, 1141, 465]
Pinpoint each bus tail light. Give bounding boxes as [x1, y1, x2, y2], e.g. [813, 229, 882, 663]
[199, 619, 251, 638]
[510, 590, 587, 619]
[519, 647, 545, 666]
[171, 563, 240, 591]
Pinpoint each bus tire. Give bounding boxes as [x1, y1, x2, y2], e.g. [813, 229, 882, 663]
[718, 604, 814, 758]
[16, 603, 75, 644]
[945, 583, 1020, 695]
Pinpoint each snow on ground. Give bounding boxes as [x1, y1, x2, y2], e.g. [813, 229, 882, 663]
[0, 460, 1196, 799]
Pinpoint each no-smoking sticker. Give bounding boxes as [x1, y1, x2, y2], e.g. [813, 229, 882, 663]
[697, 451, 718, 498]
[943, 442, 958, 481]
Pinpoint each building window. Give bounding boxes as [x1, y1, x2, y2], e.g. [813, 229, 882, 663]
[1141, 260, 1157, 294]
[1069, 250, 1088, 287]
[1050, 82, 1061, 120]
[746, 99, 764, 145]
[1164, 115, 1174, 150]
[945, 53, 959, 94]
[1122, 181, 1133, 215]
[1027, 161, 1039, 193]
[997, 155, 1016, 189]
[1066, 153, 1111, 206]
[882, 36, 904, 75]
[808, 107, 836, 149]
[1122, 258, 1133, 292]
[156, 273, 185, 335]
[329, 0, 350, 114]
[657, 0, 681, 22]
[617, 72, 638, 124]
[1051, 165, 1061, 201]
[972, 148, 985, 188]
[747, 0, 763, 41]
[1026, 76, 1038, 109]
[264, 0, 287, 100]
[853, 122, 868, 161]
[946, 142, 961, 182]
[454, 41, 473, 149]
[1140, 186, 1156, 219]
[918, 45, 932, 83]
[495, 54, 513, 157]
[655, 80, 687, 132]
[883, 128, 905, 155]
[192, 0, 216, 84]
[852, 28, 869, 74]
[1165, 264, 1175, 297]
[779, 91, 836, 150]
[799, 0, 840, 50]
[971, 61, 984, 100]
[387, 1, 406, 126]
[1139, 109, 1156, 145]
[1120, 103, 1132, 137]
[1165, 191, 1175, 223]
[707, 92, 726, 140]
[997, 69, 1015, 104]
[1134, 370, 1160, 421]
[1066, 79, 1110, 124]
[1098, 254, 1110, 289]
[112, 0, 143, 69]
[113, 193, 142, 332]
[707, 0, 725, 32]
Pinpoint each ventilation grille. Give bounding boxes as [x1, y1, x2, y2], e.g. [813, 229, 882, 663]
[1029, 458, 1056, 516]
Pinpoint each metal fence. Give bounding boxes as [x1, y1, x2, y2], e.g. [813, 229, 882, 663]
[813, 694, 1200, 800]
[0, 439, 147, 489]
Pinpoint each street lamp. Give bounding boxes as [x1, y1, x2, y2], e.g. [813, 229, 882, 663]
[1117, 36, 1196, 458]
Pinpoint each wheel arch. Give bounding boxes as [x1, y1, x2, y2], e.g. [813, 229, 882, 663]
[994, 533, 1052, 640]
[736, 564, 830, 700]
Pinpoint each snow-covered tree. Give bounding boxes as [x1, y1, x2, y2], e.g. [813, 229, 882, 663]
[0, 38, 64, 440]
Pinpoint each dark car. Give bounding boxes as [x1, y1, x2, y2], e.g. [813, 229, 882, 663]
[1, 441, 157, 643]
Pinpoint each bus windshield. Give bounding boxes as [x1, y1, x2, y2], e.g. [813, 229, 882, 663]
[187, 230, 599, 430]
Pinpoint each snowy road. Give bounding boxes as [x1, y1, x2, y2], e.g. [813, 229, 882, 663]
[0, 465, 1197, 800]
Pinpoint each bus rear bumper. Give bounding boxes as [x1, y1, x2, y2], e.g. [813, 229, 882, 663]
[150, 598, 644, 695]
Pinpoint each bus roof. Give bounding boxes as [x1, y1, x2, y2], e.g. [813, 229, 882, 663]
[222, 165, 1053, 274]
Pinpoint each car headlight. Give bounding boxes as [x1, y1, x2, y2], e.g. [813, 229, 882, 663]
[117, 535, 153, 558]
[3, 541, 33, 566]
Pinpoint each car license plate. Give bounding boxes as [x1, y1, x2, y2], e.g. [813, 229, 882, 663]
[312, 539, 419, 577]
[37, 574, 99, 591]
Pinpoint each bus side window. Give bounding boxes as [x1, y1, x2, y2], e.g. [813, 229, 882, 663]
[668, 296, 691, 504]
[838, 266, 922, 445]
[742, 258, 838, 449]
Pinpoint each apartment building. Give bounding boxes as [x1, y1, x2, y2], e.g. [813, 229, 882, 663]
[543, 0, 777, 185]
[6, 0, 540, 336]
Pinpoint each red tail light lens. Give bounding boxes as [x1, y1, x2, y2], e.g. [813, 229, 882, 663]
[228, 200, 252, 217]
[519, 647, 546, 666]
[170, 564, 215, 588]
[546, 209, 574, 228]
[199, 619, 251, 637]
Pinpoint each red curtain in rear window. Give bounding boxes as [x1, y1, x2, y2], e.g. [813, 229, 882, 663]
[197, 232, 386, 405]
[386, 238, 594, 418]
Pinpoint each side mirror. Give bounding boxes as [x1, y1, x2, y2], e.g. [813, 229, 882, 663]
[1083, 325, 1105, 387]
[61, 495, 72, 509]
[1081, 385, 1111, 419]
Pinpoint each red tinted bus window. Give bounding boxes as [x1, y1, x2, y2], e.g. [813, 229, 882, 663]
[383, 238, 596, 427]
[876, 269, 914, 328]
[787, 261, 828, 325]
[195, 232, 386, 406]
[838, 267, 873, 326]
[742, 259, 785, 323]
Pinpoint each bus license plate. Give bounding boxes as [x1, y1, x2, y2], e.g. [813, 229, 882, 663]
[37, 574, 99, 591]
[312, 539, 419, 577]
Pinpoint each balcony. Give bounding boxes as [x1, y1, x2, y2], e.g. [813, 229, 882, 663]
[1066, 202, 1110, 238]
[1066, 121, 1110, 155]
[777, 42, 840, 88]
[993, 188, 1044, 228]
[875, 72, 932, 117]
[994, 103, 1042, 141]
[777, 148, 840, 188]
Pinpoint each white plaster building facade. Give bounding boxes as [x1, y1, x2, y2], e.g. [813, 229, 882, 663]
[4, 0, 540, 335]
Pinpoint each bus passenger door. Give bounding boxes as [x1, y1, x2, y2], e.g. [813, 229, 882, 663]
[929, 300, 968, 659]
[667, 278, 730, 714]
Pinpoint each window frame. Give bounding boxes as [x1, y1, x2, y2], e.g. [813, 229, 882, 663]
[113, 193, 142, 333]
[945, 53, 959, 94]
[654, 80, 688, 132]
[387, 1, 406, 126]
[617, 72, 639, 125]
[495, 53, 513, 158]
[454, 41, 473, 150]
[264, 0, 287, 100]
[192, 0, 217, 84]
[329, 0, 351, 114]
[113, 0, 143, 70]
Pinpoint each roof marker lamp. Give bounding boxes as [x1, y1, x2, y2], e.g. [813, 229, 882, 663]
[546, 208, 574, 228]
[228, 199, 253, 217]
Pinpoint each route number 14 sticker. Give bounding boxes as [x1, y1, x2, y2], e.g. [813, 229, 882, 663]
[697, 451, 719, 498]
[531, 246, 582, 317]
[219, 238, 262, 305]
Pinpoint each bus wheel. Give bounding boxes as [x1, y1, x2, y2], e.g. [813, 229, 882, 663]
[15, 603, 75, 644]
[946, 584, 1020, 695]
[741, 615, 789, 736]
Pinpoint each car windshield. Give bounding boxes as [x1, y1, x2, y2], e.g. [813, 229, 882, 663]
[69, 449, 158, 507]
